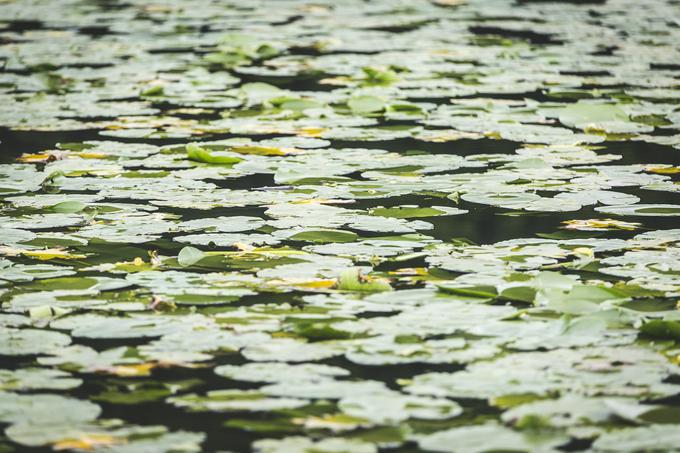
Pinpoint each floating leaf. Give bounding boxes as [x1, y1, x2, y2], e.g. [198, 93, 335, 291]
[289, 229, 358, 243]
[418, 423, 567, 453]
[177, 246, 206, 267]
[0, 328, 71, 356]
[557, 103, 629, 129]
[337, 268, 392, 292]
[595, 204, 680, 217]
[186, 144, 242, 165]
[348, 96, 386, 115]
[49, 200, 88, 213]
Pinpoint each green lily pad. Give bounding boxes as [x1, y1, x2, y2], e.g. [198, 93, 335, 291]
[348, 95, 386, 114]
[0, 328, 71, 356]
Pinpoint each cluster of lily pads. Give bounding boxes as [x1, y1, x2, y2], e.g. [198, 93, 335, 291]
[1, 0, 680, 451]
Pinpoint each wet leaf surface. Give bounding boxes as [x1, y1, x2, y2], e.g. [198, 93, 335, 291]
[1, 0, 680, 451]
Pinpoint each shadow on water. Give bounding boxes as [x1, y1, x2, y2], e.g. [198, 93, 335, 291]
[0, 128, 103, 162]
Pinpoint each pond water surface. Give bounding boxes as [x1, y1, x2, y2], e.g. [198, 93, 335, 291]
[1, 0, 680, 452]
